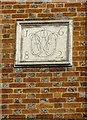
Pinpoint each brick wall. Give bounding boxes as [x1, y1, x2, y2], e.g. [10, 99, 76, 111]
[1, 1, 87, 119]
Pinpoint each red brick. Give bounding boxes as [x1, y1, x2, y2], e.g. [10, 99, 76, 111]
[39, 4, 46, 8]
[9, 83, 26, 88]
[2, 10, 16, 13]
[36, 94, 52, 98]
[76, 67, 87, 71]
[74, 17, 86, 21]
[36, 114, 53, 119]
[2, 78, 13, 83]
[51, 8, 67, 12]
[2, 49, 14, 53]
[47, 4, 54, 8]
[10, 73, 26, 77]
[78, 88, 87, 92]
[9, 115, 25, 119]
[63, 13, 76, 16]
[49, 98, 66, 102]
[77, 8, 87, 12]
[36, 103, 53, 109]
[2, 2, 16, 4]
[49, 109, 65, 113]
[50, 77, 67, 82]
[12, 14, 28, 18]
[36, 83, 52, 87]
[36, 73, 52, 77]
[73, 47, 86, 50]
[73, 57, 87, 61]
[76, 108, 87, 112]
[23, 88, 40, 93]
[62, 72, 79, 76]
[50, 88, 67, 92]
[22, 99, 39, 103]
[62, 82, 79, 86]
[76, 98, 87, 102]
[78, 77, 86, 81]
[74, 22, 80, 26]
[49, 67, 65, 72]
[2, 89, 13, 93]
[22, 110, 39, 114]
[2, 99, 12, 103]
[63, 103, 81, 108]
[62, 93, 79, 97]
[9, 104, 26, 109]
[26, 9, 42, 13]
[23, 78, 40, 82]
[2, 110, 12, 114]
[2, 68, 13, 73]
[23, 68, 39, 72]
[2, 59, 14, 63]
[9, 94, 26, 98]
[65, 3, 81, 7]
[64, 114, 81, 119]
[38, 14, 53, 17]
[13, 5, 29, 9]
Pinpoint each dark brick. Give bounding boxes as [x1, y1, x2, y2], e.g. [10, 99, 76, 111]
[80, 72, 87, 76]
[80, 82, 87, 86]
[68, 8, 76, 12]
[3, 34, 10, 38]
[40, 108, 48, 114]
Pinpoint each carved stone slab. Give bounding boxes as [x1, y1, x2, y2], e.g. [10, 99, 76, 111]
[14, 20, 73, 66]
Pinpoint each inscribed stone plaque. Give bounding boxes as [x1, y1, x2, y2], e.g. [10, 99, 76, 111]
[14, 20, 73, 66]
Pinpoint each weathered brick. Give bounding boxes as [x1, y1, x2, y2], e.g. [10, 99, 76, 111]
[54, 114, 63, 118]
[4, 14, 12, 20]
[27, 114, 35, 119]
[13, 109, 21, 115]
[80, 82, 87, 86]
[26, 103, 36, 109]
[26, 73, 35, 78]
[67, 97, 76, 102]
[17, 9, 25, 13]
[40, 98, 48, 103]
[27, 94, 36, 99]
[41, 77, 49, 82]
[68, 8, 76, 12]
[83, 113, 87, 118]
[30, 4, 38, 8]
[26, 82, 35, 88]
[41, 88, 49, 93]
[42, 8, 51, 13]
[4, 5, 12, 9]
[55, 3, 63, 8]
